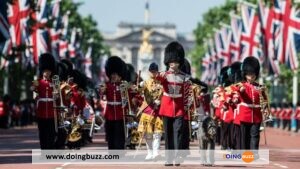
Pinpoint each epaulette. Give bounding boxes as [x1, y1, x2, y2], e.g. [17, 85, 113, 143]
[32, 80, 39, 87]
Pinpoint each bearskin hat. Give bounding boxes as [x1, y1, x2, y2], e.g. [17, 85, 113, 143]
[190, 78, 208, 93]
[71, 70, 87, 90]
[57, 62, 68, 81]
[241, 56, 260, 79]
[164, 41, 185, 66]
[180, 58, 191, 75]
[61, 59, 73, 73]
[219, 66, 230, 87]
[105, 56, 126, 80]
[125, 63, 137, 83]
[228, 61, 242, 83]
[39, 53, 56, 76]
[149, 62, 158, 71]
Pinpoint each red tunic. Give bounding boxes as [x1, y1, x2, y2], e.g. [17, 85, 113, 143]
[235, 82, 264, 124]
[225, 85, 240, 125]
[211, 86, 225, 120]
[157, 71, 188, 118]
[200, 94, 210, 114]
[296, 107, 300, 120]
[284, 108, 292, 120]
[34, 79, 54, 119]
[72, 89, 86, 116]
[0, 101, 4, 116]
[103, 82, 125, 121]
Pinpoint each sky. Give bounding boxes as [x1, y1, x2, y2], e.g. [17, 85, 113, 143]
[73, 0, 225, 34]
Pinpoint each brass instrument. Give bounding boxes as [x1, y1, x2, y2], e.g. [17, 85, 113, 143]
[258, 84, 271, 145]
[52, 75, 60, 133]
[119, 80, 131, 138]
[120, 81, 135, 117]
[67, 116, 83, 143]
[52, 75, 68, 132]
[259, 85, 271, 119]
[184, 80, 195, 140]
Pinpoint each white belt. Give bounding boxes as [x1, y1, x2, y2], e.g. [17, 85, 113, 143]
[37, 98, 54, 108]
[163, 92, 182, 98]
[38, 98, 54, 102]
[240, 102, 261, 108]
[107, 101, 122, 105]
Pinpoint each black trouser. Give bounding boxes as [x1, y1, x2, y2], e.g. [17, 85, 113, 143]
[297, 120, 300, 132]
[0, 115, 9, 128]
[163, 116, 184, 162]
[215, 124, 221, 145]
[105, 120, 125, 149]
[221, 122, 232, 150]
[232, 124, 241, 150]
[37, 118, 56, 149]
[240, 122, 260, 150]
[182, 120, 190, 150]
[55, 128, 67, 149]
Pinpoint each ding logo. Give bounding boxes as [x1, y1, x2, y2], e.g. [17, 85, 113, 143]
[223, 151, 255, 163]
[223, 153, 241, 160]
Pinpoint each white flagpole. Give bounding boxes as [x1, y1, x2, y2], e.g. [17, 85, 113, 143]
[291, 70, 298, 132]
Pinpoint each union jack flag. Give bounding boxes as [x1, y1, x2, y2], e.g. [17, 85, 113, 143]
[208, 38, 219, 86]
[219, 24, 232, 66]
[84, 46, 92, 78]
[240, 1, 263, 63]
[258, 0, 280, 75]
[229, 12, 242, 63]
[59, 39, 68, 58]
[0, 12, 10, 43]
[29, 0, 50, 64]
[273, 0, 299, 70]
[51, 0, 61, 19]
[0, 5, 11, 57]
[201, 50, 211, 83]
[7, 0, 31, 47]
[213, 28, 225, 79]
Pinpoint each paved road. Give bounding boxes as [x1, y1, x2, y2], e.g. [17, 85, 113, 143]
[0, 125, 300, 169]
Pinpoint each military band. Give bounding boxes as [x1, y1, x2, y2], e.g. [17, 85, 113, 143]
[31, 41, 272, 167]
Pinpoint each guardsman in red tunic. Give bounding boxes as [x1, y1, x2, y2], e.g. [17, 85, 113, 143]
[234, 56, 269, 151]
[269, 103, 277, 128]
[70, 70, 87, 117]
[156, 41, 188, 166]
[224, 62, 243, 150]
[99, 56, 127, 149]
[32, 53, 57, 149]
[283, 103, 292, 131]
[0, 95, 11, 129]
[211, 85, 224, 146]
[216, 66, 234, 150]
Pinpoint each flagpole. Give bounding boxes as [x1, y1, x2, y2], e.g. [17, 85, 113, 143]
[291, 70, 298, 132]
[3, 64, 8, 95]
